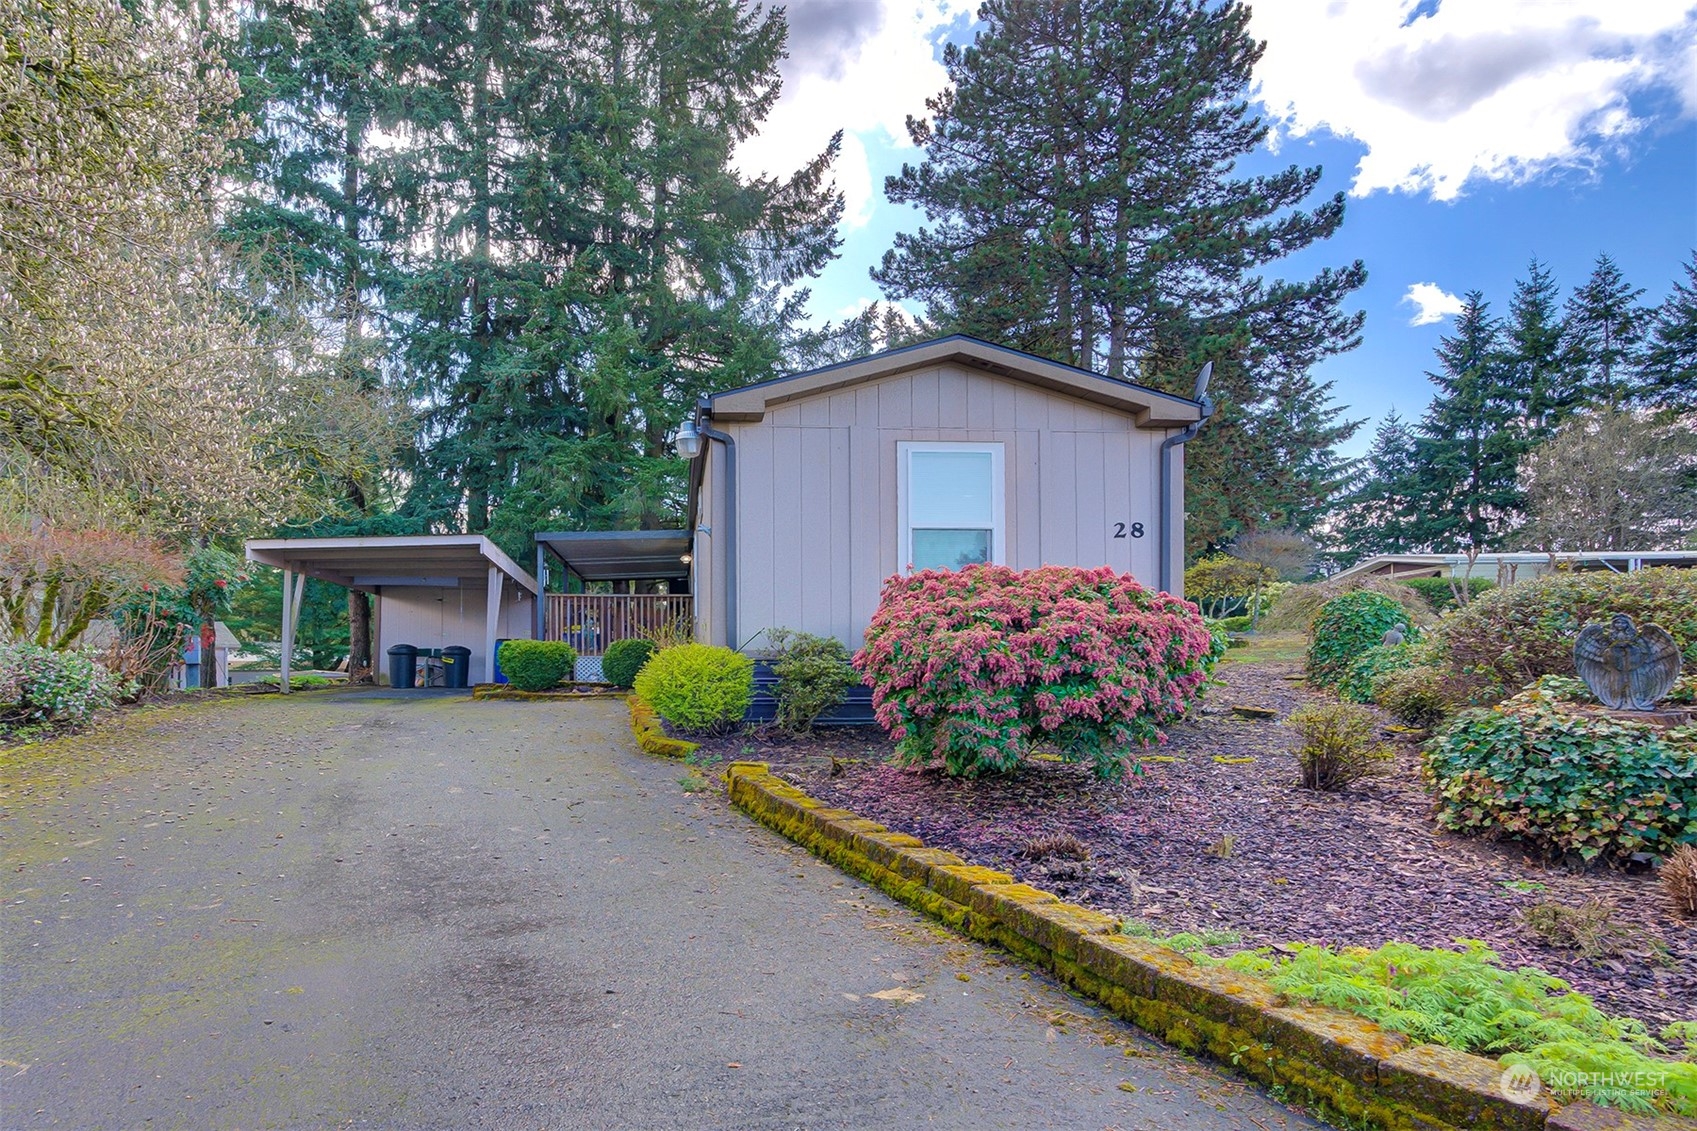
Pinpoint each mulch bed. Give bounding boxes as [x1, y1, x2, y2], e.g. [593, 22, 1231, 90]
[693, 659, 1696, 1030]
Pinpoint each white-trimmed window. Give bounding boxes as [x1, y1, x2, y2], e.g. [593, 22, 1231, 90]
[898, 442, 1005, 572]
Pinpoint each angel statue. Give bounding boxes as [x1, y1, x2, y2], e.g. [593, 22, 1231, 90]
[1572, 614, 1683, 711]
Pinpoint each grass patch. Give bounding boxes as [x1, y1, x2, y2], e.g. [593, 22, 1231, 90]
[1219, 632, 1307, 665]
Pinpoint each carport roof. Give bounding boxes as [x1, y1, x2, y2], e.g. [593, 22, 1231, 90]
[537, 530, 691, 582]
[244, 535, 538, 594]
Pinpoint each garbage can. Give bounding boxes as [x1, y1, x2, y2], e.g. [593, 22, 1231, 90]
[441, 645, 472, 689]
[493, 639, 511, 685]
[387, 644, 418, 689]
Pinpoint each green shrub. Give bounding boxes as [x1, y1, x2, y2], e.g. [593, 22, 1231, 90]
[1288, 701, 1393, 790]
[0, 642, 130, 731]
[1306, 590, 1417, 689]
[1336, 643, 1417, 703]
[765, 629, 857, 734]
[1430, 567, 1697, 705]
[1396, 575, 1494, 613]
[633, 643, 753, 733]
[1370, 665, 1454, 729]
[1424, 676, 1697, 861]
[1211, 614, 1253, 633]
[496, 640, 577, 691]
[1205, 940, 1697, 1116]
[601, 638, 656, 689]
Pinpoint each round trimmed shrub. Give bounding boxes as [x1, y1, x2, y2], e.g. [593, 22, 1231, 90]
[1306, 591, 1417, 689]
[854, 564, 1220, 781]
[601, 638, 656, 689]
[1429, 567, 1697, 705]
[633, 643, 753, 732]
[1424, 676, 1697, 862]
[497, 640, 577, 691]
[0, 642, 130, 731]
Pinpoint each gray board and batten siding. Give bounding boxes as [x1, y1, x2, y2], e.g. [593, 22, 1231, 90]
[692, 342, 1202, 654]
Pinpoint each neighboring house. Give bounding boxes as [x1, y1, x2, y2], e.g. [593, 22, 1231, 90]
[675, 336, 1208, 652]
[1334, 550, 1697, 588]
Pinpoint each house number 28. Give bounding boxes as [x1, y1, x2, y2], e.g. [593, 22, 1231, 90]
[1112, 522, 1145, 539]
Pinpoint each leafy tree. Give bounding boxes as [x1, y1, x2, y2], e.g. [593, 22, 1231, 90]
[1519, 410, 1697, 551]
[1184, 555, 1275, 618]
[1642, 252, 1697, 415]
[1561, 253, 1650, 411]
[384, 0, 841, 559]
[873, 0, 1366, 549]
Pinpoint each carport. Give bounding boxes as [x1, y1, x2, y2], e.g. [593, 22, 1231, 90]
[244, 535, 538, 690]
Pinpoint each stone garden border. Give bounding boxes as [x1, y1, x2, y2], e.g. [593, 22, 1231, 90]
[470, 683, 626, 701]
[626, 693, 698, 759]
[723, 760, 1692, 1131]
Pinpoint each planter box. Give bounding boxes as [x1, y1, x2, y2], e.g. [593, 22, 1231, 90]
[743, 661, 877, 727]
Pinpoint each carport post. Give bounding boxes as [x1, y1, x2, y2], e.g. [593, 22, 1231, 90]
[484, 565, 502, 685]
[280, 567, 294, 695]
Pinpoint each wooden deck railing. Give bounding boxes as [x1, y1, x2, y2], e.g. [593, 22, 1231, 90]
[544, 593, 692, 655]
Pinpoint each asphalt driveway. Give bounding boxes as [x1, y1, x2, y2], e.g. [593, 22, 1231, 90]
[1, 691, 1320, 1129]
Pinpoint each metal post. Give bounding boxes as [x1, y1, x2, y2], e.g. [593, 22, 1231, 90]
[280, 567, 294, 694]
[485, 565, 502, 685]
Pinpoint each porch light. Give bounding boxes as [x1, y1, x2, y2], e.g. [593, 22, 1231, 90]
[679, 552, 693, 564]
[675, 418, 702, 459]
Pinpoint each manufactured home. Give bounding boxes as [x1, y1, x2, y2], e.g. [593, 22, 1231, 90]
[676, 336, 1207, 652]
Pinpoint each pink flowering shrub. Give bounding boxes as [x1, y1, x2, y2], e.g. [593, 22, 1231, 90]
[855, 564, 1221, 781]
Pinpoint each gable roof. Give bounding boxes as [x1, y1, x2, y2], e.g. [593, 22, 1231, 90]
[704, 335, 1203, 429]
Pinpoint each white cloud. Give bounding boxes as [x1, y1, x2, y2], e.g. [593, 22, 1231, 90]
[1249, 1, 1697, 199]
[733, 0, 977, 229]
[1402, 282, 1465, 325]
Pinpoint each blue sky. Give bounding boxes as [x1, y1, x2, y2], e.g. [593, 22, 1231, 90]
[736, 0, 1697, 458]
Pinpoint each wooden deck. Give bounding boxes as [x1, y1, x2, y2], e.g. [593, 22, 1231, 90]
[544, 593, 691, 655]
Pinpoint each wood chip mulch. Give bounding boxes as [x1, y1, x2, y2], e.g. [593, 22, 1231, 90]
[695, 660, 1696, 1030]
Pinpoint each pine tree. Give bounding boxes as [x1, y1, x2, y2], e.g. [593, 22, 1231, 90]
[872, 0, 1365, 552]
[224, 0, 405, 679]
[1406, 293, 1528, 552]
[385, 0, 840, 557]
[1331, 411, 1419, 563]
[1561, 253, 1650, 411]
[1642, 252, 1697, 414]
[1503, 259, 1566, 435]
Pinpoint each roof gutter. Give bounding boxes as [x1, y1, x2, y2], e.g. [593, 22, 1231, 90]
[1158, 363, 1215, 595]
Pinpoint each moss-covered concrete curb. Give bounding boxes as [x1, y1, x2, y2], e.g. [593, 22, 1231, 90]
[471, 684, 624, 701]
[725, 761, 1694, 1131]
[627, 694, 698, 759]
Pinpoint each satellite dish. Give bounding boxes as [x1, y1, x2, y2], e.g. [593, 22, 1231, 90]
[1193, 361, 1213, 401]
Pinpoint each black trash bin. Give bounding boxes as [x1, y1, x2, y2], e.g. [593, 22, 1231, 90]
[441, 645, 472, 689]
[387, 644, 418, 689]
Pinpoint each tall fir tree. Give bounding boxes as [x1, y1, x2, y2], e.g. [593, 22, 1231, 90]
[224, 0, 406, 678]
[384, 0, 840, 556]
[1407, 293, 1528, 552]
[1331, 410, 1419, 564]
[1561, 252, 1650, 411]
[872, 0, 1365, 552]
[1642, 251, 1697, 414]
[1503, 258, 1567, 436]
